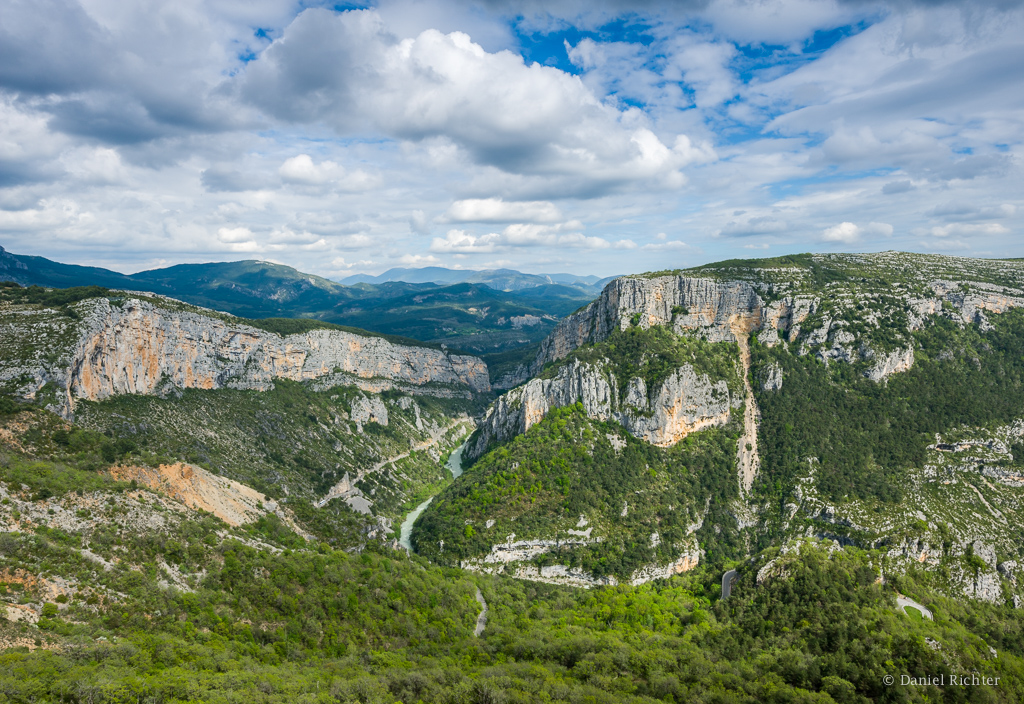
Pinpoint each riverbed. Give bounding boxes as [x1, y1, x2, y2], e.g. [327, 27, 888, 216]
[398, 442, 465, 552]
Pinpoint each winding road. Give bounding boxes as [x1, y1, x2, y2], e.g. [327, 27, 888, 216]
[722, 569, 739, 599]
[897, 595, 933, 620]
[317, 419, 469, 508]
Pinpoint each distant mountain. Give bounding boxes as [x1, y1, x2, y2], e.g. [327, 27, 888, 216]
[1, 245, 141, 289]
[0, 246, 597, 361]
[340, 266, 618, 294]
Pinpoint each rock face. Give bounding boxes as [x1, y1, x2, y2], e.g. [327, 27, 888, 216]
[467, 359, 736, 461]
[108, 462, 310, 537]
[7, 297, 489, 415]
[534, 275, 763, 370]
[865, 347, 915, 382]
[460, 535, 700, 588]
[531, 268, 1024, 383]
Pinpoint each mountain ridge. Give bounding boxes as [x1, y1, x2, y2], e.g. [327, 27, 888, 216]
[339, 265, 617, 293]
[0, 245, 597, 357]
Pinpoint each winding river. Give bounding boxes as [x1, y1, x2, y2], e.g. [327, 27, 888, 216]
[399, 442, 465, 552]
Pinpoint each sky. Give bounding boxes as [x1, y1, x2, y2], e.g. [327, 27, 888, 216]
[0, 0, 1022, 279]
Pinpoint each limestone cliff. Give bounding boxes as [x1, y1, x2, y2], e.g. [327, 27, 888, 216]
[467, 358, 737, 461]
[2, 296, 489, 416]
[534, 276, 762, 370]
[531, 257, 1024, 383]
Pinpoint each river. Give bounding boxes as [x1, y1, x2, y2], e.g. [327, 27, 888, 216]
[398, 442, 465, 552]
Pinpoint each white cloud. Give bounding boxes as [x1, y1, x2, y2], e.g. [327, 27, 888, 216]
[429, 221, 610, 253]
[279, 154, 378, 190]
[399, 253, 440, 265]
[642, 240, 693, 251]
[925, 223, 1010, 238]
[241, 9, 707, 194]
[821, 222, 861, 244]
[1, 1, 1023, 277]
[701, 0, 858, 45]
[445, 198, 562, 223]
[217, 226, 254, 243]
[279, 155, 339, 184]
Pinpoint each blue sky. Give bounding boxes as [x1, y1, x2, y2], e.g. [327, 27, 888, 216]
[0, 0, 1021, 278]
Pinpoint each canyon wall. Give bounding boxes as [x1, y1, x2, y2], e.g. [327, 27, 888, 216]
[4, 297, 489, 416]
[466, 359, 737, 461]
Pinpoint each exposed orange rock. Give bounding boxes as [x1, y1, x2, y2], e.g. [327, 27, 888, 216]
[108, 462, 308, 536]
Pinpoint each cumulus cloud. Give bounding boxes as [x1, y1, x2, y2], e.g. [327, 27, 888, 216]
[821, 221, 861, 243]
[279, 154, 379, 191]
[240, 9, 709, 193]
[444, 198, 562, 223]
[0, 0, 1023, 276]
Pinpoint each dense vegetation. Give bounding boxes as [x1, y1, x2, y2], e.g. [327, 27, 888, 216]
[415, 405, 745, 579]
[753, 308, 1024, 509]
[3, 469, 1023, 704]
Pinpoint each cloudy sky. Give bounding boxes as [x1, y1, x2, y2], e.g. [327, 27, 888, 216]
[1, 0, 1022, 278]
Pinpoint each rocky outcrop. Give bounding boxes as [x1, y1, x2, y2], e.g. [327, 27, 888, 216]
[108, 462, 311, 537]
[629, 543, 701, 585]
[865, 347, 915, 382]
[460, 535, 699, 588]
[350, 393, 389, 429]
[530, 267, 1024, 386]
[6, 297, 488, 415]
[762, 362, 783, 391]
[467, 359, 736, 460]
[534, 276, 763, 369]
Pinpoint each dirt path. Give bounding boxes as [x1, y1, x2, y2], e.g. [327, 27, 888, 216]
[734, 329, 761, 495]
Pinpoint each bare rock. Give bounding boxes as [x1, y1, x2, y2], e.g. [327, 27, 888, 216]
[865, 347, 914, 382]
[466, 359, 735, 460]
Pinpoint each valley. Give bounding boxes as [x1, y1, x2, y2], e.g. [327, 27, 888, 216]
[4, 251, 1024, 701]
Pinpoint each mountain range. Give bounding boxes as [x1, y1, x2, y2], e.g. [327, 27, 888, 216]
[0, 245, 597, 359]
[340, 265, 617, 293]
[3, 250, 1024, 701]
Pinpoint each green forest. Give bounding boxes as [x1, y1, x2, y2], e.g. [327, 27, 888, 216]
[753, 308, 1024, 509]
